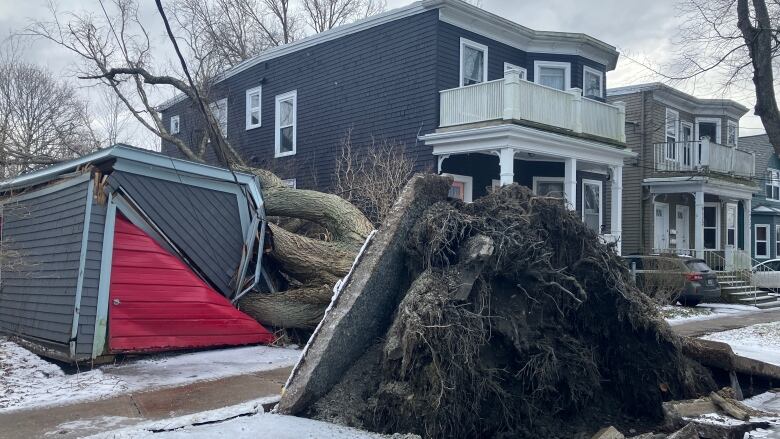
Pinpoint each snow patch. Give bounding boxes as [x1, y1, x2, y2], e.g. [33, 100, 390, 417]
[663, 303, 760, 325]
[701, 321, 780, 366]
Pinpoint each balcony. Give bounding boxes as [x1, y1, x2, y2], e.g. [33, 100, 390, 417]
[652, 139, 755, 178]
[438, 71, 626, 144]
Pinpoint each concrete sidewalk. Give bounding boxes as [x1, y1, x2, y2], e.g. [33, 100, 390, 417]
[672, 308, 780, 337]
[0, 366, 291, 439]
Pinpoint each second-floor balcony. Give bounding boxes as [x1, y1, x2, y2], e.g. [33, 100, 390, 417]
[653, 139, 755, 178]
[438, 70, 626, 144]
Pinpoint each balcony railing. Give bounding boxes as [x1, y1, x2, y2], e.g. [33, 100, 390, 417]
[439, 71, 626, 143]
[653, 139, 755, 178]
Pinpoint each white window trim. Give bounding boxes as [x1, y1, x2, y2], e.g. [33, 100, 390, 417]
[281, 178, 297, 189]
[756, 224, 770, 258]
[245, 86, 262, 130]
[703, 202, 720, 250]
[582, 65, 603, 98]
[209, 98, 228, 138]
[680, 121, 694, 140]
[695, 117, 722, 144]
[503, 62, 527, 80]
[533, 60, 571, 91]
[776, 224, 780, 257]
[443, 173, 473, 203]
[665, 108, 679, 161]
[459, 38, 489, 87]
[581, 179, 603, 233]
[727, 120, 739, 147]
[768, 168, 780, 201]
[532, 176, 564, 196]
[274, 90, 297, 158]
[170, 115, 180, 134]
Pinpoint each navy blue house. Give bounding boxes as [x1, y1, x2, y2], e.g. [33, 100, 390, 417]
[159, 0, 633, 252]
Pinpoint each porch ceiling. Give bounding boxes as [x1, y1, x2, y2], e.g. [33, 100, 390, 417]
[420, 124, 635, 167]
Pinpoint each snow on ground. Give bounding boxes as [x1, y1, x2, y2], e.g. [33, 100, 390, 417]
[85, 398, 389, 439]
[0, 337, 300, 412]
[701, 321, 780, 366]
[662, 303, 760, 325]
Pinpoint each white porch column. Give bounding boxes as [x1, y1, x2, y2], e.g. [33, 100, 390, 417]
[694, 191, 705, 258]
[564, 158, 577, 210]
[610, 165, 623, 255]
[744, 197, 752, 258]
[498, 148, 515, 186]
[437, 154, 450, 174]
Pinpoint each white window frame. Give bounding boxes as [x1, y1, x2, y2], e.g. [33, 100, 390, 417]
[665, 108, 679, 161]
[274, 90, 297, 158]
[170, 115, 180, 134]
[503, 62, 527, 80]
[582, 65, 603, 98]
[756, 224, 770, 258]
[459, 38, 488, 87]
[727, 120, 739, 147]
[533, 60, 571, 91]
[245, 86, 262, 130]
[695, 117, 722, 144]
[532, 176, 564, 197]
[281, 178, 297, 189]
[776, 224, 780, 257]
[767, 168, 780, 201]
[444, 173, 473, 203]
[209, 98, 228, 138]
[581, 179, 603, 233]
[703, 202, 720, 250]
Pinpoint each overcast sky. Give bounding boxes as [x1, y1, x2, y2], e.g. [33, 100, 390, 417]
[0, 0, 768, 146]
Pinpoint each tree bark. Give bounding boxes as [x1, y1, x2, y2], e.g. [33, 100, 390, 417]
[737, 0, 780, 154]
[239, 285, 333, 329]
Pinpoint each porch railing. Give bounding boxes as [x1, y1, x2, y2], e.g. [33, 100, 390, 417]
[653, 139, 755, 177]
[439, 71, 626, 143]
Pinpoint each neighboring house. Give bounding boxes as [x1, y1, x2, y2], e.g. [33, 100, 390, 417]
[159, 0, 632, 251]
[739, 134, 780, 261]
[607, 83, 755, 269]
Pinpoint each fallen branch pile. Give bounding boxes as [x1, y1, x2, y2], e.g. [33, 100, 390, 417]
[306, 184, 715, 438]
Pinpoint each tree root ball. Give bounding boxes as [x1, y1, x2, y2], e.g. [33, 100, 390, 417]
[307, 184, 715, 438]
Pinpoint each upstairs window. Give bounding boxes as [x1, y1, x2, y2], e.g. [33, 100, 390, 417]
[767, 169, 780, 200]
[275, 90, 297, 157]
[727, 120, 738, 147]
[534, 61, 571, 91]
[696, 117, 721, 144]
[282, 178, 297, 188]
[209, 98, 228, 137]
[170, 115, 180, 134]
[665, 108, 679, 160]
[460, 38, 488, 86]
[583, 66, 603, 98]
[246, 86, 262, 130]
[503, 62, 527, 80]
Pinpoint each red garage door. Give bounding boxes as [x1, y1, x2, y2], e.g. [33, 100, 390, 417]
[108, 214, 274, 352]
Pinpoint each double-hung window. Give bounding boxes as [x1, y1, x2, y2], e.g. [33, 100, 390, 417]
[246, 86, 262, 130]
[727, 120, 738, 147]
[533, 61, 571, 91]
[703, 204, 719, 249]
[170, 115, 180, 134]
[582, 179, 602, 233]
[460, 38, 488, 86]
[275, 90, 297, 157]
[665, 108, 679, 161]
[209, 98, 228, 137]
[532, 176, 564, 198]
[776, 225, 780, 257]
[582, 66, 603, 98]
[767, 169, 780, 200]
[756, 224, 770, 258]
[444, 174, 473, 203]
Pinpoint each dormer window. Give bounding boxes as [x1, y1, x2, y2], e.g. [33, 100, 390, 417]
[727, 121, 738, 147]
[459, 38, 488, 86]
[534, 61, 571, 91]
[583, 66, 603, 98]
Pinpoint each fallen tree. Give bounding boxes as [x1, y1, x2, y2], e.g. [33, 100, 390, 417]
[286, 183, 716, 438]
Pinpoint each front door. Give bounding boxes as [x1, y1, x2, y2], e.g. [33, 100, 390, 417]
[726, 203, 737, 269]
[681, 123, 694, 167]
[654, 203, 670, 251]
[676, 205, 690, 251]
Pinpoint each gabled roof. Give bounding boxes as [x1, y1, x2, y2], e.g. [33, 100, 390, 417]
[608, 82, 749, 120]
[158, 0, 620, 111]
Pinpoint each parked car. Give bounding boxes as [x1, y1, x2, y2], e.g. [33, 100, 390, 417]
[752, 259, 780, 290]
[623, 255, 720, 306]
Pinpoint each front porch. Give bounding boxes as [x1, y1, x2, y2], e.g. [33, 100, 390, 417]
[646, 177, 758, 270]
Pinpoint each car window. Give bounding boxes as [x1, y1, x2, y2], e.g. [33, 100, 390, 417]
[769, 260, 780, 271]
[684, 260, 711, 272]
[645, 257, 684, 272]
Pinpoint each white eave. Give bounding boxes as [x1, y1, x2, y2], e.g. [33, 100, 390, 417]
[157, 0, 619, 111]
[608, 83, 749, 120]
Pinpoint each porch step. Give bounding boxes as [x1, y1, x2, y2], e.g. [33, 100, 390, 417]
[737, 294, 779, 305]
[756, 299, 780, 309]
[729, 290, 775, 299]
[721, 285, 757, 294]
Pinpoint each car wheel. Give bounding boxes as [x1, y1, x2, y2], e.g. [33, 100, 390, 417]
[680, 298, 700, 307]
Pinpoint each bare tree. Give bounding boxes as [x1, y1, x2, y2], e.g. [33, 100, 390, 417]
[0, 48, 98, 179]
[94, 87, 136, 147]
[334, 129, 416, 225]
[302, 0, 386, 33]
[674, 0, 780, 152]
